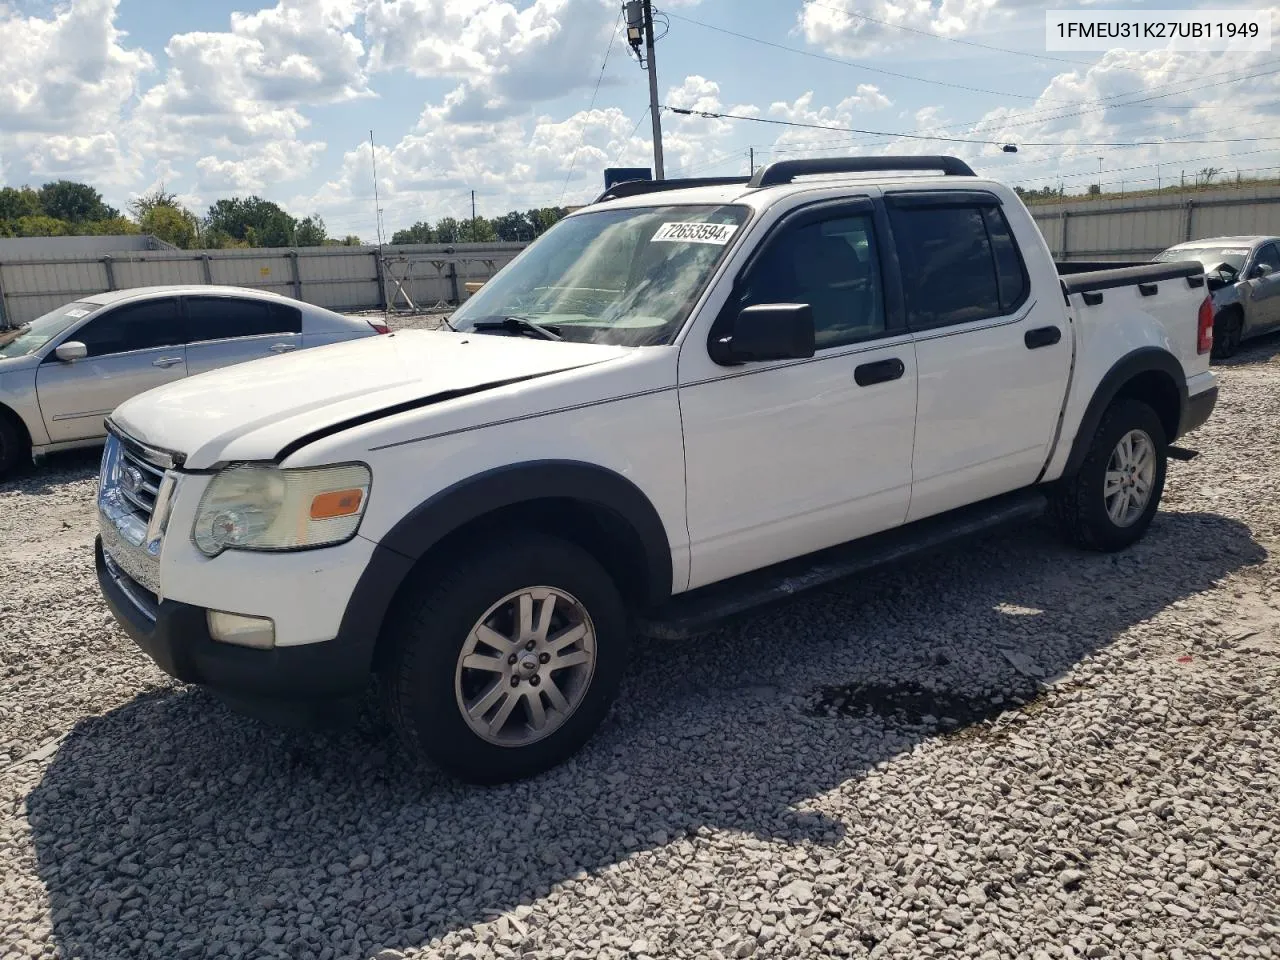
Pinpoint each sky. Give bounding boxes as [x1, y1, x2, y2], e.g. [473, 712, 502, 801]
[2, 0, 1279, 243]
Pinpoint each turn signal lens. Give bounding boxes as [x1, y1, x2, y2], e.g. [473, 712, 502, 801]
[310, 488, 364, 520]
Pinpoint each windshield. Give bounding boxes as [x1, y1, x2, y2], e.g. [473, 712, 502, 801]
[448, 204, 751, 346]
[0, 301, 100, 359]
[1155, 245, 1251, 275]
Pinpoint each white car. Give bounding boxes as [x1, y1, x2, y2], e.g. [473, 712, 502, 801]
[0, 285, 386, 475]
[94, 157, 1218, 783]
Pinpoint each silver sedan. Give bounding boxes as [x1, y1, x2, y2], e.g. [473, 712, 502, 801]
[0, 285, 385, 476]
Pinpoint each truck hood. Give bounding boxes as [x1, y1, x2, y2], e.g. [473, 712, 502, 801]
[111, 330, 632, 469]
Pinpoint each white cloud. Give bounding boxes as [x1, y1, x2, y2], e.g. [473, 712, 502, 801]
[195, 141, 328, 193]
[364, 0, 617, 120]
[0, 0, 153, 135]
[797, 0, 1001, 57]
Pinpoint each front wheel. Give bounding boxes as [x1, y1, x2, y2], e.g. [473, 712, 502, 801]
[379, 532, 628, 784]
[1049, 397, 1168, 552]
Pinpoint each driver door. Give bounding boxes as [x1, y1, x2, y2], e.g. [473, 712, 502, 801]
[678, 200, 917, 590]
[1245, 242, 1280, 332]
[36, 297, 187, 443]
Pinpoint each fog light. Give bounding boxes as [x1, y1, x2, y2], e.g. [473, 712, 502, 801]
[207, 610, 276, 649]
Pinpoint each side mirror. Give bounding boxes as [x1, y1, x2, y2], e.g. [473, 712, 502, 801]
[712, 303, 815, 365]
[1253, 262, 1274, 279]
[54, 341, 87, 362]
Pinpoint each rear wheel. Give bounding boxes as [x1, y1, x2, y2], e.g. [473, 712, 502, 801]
[1049, 397, 1167, 552]
[1211, 308, 1243, 360]
[379, 531, 628, 783]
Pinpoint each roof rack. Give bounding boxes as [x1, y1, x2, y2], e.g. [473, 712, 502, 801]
[747, 155, 975, 188]
[592, 176, 751, 204]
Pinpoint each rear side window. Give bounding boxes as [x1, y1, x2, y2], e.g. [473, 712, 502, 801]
[74, 299, 183, 357]
[184, 297, 301, 343]
[889, 203, 1028, 330]
[1255, 243, 1280, 273]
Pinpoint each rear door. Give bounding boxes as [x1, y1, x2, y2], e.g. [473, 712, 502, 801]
[886, 191, 1072, 522]
[36, 298, 186, 443]
[1244, 242, 1280, 332]
[183, 296, 303, 376]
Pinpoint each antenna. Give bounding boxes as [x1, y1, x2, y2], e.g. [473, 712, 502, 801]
[370, 130, 383, 249]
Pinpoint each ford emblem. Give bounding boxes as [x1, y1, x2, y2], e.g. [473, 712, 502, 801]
[121, 465, 144, 496]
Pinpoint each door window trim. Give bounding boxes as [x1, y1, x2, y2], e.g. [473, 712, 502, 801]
[40, 298, 184, 362]
[881, 193, 1031, 333]
[706, 196, 905, 358]
[180, 295, 303, 344]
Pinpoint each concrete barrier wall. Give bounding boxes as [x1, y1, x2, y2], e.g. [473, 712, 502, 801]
[0, 242, 527, 327]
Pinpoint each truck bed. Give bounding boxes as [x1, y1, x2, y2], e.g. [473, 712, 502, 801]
[1057, 259, 1205, 294]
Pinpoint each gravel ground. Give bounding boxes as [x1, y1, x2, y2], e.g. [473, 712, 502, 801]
[2, 335, 1279, 960]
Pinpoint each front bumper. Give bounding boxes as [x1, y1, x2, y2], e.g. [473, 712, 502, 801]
[96, 536, 377, 700]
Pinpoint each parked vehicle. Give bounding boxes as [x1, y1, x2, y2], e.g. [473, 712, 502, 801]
[1154, 236, 1280, 359]
[0, 285, 386, 476]
[95, 157, 1218, 784]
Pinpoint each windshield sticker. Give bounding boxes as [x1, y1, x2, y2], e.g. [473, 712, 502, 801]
[64, 308, 90, 318]
[651, 222, 739, 245]
[1217, 249, 1250, 256]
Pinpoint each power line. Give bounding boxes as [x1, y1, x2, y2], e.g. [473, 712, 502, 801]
[663, 9, 1082, 103]
[559, 6, 622, 205]
[665, 105, 1280, 150]
[799, 0, 1093, 67]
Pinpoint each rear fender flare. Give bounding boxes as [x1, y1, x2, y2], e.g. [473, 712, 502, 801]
[1061, 347, 1187, 478]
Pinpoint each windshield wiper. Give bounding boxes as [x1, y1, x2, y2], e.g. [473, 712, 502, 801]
[471, 316, 563, 341]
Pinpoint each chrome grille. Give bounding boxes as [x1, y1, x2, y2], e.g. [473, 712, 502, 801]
[117, 444, 166, 521]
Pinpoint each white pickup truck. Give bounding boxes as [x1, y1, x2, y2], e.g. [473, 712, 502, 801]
[95, 156, 1218, 783]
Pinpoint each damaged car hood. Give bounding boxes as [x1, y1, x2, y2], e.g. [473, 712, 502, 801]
[110, 329, 631, 469]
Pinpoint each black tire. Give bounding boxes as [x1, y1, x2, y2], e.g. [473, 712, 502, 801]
[1211, 308, 1242, 360]
[0, 413, 28, 480]
[379, 531, 628, 784]
[1049, 397, 1167, 552]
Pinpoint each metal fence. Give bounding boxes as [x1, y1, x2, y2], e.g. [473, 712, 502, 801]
[1028, 183, 1280, 262]
[0, 242, 527, 327]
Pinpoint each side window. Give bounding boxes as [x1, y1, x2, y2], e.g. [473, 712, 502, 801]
[983, 207, 1029, 312]
[889, 205, 1001, 330]
[73, 299, 182, 358]
[737, 213, 887, 349]
[1254, 243, 1280, 275]
[185, 297, 300, 343]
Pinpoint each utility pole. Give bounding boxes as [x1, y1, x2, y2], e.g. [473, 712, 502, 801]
[625, 1, 664, 180]
[470, 189, 476, 241]
[749, 147, 754, 176]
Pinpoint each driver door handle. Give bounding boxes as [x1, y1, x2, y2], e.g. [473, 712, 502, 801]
[854, 358, 905, 386]
[270, 343, 298, 354]
[152, 357, 183, 368]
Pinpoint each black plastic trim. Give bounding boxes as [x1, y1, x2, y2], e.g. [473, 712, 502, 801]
[1187, 275, 1205, 288]
[376, 460, 674, 606]
[883, 189, 1000, 209]
[747, 155, 975, 187]
[1061, 347, 1189, 478]
[1082, 291, 1104, 306]
[1181, 386, 1218, 437]
[1060, 260, 1203, 295]
[1138, 282, 1158, 297]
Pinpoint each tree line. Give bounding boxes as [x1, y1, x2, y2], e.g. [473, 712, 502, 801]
[0, 180, 361, 249]
[390, 207, 568, 245]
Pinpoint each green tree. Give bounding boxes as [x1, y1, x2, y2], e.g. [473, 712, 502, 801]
[83, 216, 141, 236]
[141, 205, 199, 248]
[390, 221, 434, 245]
[204, 196, 297, 247]
[295, 214, 328, 246]
[434, 216, 463, 243]
[12, 215, 71, 236]
[525, 207, 567, 236]
[37, 180, 118, 223]
[462, 216, 497, 242]
[129, 187, 181, 220]
[491, 210, 533, 241]
[0, 186, 41, 221]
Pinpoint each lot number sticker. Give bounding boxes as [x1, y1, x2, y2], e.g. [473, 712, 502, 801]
[651, 222, 739, 245]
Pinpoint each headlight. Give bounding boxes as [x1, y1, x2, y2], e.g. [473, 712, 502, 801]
[193, 463, 371, 557]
